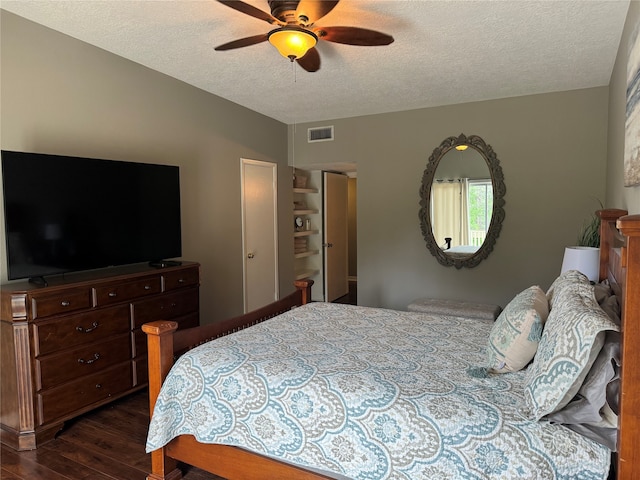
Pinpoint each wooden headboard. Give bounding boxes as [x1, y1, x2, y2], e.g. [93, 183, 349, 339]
[597, 209, 640, 479]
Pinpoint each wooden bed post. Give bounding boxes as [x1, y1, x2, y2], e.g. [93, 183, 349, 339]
[294, 279, 313, 305]
[597, 209, 628, 282]
[142, 320, 183, 480]
[616, 214, 640, 480]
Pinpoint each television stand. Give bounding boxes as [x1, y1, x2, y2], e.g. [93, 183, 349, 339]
[28, 276, 48, 287]
[149, 260, 182, 268]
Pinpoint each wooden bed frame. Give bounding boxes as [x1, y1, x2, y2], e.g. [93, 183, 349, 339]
[143, 209, 640, 480]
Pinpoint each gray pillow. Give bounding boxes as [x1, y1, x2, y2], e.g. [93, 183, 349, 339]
[593, 279, 621, 326]
[546, 330, 620, 450]
[545, 283, 621, 451]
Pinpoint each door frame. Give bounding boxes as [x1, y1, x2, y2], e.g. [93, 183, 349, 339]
[240, 158, 279, 312]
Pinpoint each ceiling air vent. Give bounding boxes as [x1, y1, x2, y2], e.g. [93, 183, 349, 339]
[308, 126, 334, 143]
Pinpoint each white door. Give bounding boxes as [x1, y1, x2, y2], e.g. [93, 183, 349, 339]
[241, 159, 278, 312]
[324, 172, 349, 302]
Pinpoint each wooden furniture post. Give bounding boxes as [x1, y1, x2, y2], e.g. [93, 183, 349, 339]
[294, 279, 314, 305]
[597, 209, 629, 281]
[616, 214, 640, 479]
[142, 320, 182, 480]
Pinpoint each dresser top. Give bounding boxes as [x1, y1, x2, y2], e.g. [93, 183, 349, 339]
[1, 261, 199, 294]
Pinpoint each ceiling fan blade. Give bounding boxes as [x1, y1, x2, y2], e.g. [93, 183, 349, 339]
[295, 0, 340, 24]
[316, 26, 394, 46]
[215, 33, 269, 51]
[296, 47, 320, 72]
[216, 0, 281, 25]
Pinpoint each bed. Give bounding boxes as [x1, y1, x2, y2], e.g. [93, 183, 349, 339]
[143, 208, 639, 480]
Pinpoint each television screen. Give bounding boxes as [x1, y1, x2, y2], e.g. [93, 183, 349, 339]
[1, 150, 182, 281]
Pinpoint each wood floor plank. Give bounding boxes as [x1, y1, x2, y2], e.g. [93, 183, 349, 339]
[42, 438, 148, 480]
[180, 463, 224, 479]
[0, 390, 222, 480]
[1, 444, 72, 480]
[121, 389, 153, 415]
[1, 466, 25, 480]
[60, 418, 149, 468]
[10, 442, 114, 480]
[82, 407, 149, 443]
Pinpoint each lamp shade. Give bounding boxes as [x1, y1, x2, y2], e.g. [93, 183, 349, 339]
[268, 27, 317, 60]
[561, 246, 599, 282]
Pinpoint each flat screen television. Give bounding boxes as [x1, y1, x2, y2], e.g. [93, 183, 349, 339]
[1, 150, 182, 282]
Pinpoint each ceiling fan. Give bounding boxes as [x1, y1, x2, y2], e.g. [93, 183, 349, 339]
[214, 0, 394, 72]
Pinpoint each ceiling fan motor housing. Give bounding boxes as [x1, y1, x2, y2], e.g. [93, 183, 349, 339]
[268, 1, 308, 25]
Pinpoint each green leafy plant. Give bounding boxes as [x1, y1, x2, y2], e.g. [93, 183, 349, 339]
[576, 199, 604, 247]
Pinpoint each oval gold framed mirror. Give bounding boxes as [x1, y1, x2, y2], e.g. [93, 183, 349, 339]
[419, 133, 506, 268]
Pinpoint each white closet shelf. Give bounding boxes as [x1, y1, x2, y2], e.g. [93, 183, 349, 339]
[294, 230, 319, 237]
[295, 269, 319, 280]
[294, 249, 319, 259]
[293, 187, 319, 194]
[293, 209, 318, 215]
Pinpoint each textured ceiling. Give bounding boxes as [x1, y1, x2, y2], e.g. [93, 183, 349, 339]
[1, 0, 631, 125]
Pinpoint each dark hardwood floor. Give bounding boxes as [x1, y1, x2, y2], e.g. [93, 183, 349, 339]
[332, 279, 357, 305]
[0, 390, 221, 480]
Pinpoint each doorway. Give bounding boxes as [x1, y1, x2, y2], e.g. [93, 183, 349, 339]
[324, 172, 349, 302]
[241, 159, 278, 312]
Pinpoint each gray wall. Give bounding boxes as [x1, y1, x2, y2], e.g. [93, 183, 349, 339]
[608, 0, 640, 214]
[3, 5, 637, 317]
[291, 89, 609, 309]
[0, 11, 295, 324]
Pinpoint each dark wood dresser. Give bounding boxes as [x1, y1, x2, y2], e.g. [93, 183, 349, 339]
[0, 261, 200, 451]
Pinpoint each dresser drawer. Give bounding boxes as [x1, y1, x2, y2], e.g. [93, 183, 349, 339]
[131, 288, 198, 328]
[37, 362, 132, 425]
[36, 333, 131, 390]
[94, 276, 161, 306]
[34, 304, 131, 356]
[163, 267, 199, 291]
[32, 288, 93, 319]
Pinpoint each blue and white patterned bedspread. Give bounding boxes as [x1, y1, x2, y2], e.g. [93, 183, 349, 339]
[146, 302, 610, 479]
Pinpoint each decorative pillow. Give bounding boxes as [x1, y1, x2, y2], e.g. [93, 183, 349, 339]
[486, 286, 549, 373]
[546, 269, 591, 308]
[524, 281, 619, 420]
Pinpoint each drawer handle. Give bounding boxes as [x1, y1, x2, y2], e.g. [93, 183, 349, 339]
[61, 300, 71, 307]
[108, 292, 117, 298]
[76, 321, 99, 333]
[96, 383, 102, 389]
[78, 353, 101, 364]
[178, 278, 185, 283]
[144, 285, 151, 290]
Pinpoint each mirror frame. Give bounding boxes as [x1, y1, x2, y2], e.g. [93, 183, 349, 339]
[419, 133, 506, 268]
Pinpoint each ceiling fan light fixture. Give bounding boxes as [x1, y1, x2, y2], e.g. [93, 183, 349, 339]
[268, 26, 317, 61]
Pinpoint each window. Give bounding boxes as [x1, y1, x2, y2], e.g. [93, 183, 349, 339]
[431, 178, 493, 253]
[467, 179, 493, 247]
